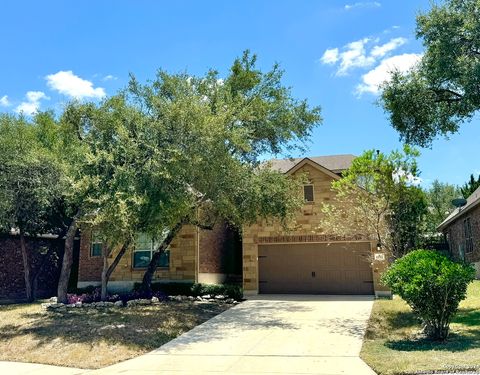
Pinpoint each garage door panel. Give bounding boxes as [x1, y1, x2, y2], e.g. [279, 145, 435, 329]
[258, 242, 373, 295]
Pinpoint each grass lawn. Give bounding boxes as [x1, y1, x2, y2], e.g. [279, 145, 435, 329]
[0, 300, 230, 369]
[361, 280, 480, 375]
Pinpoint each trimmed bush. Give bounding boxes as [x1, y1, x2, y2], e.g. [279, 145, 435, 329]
[382, 249, 475, 340]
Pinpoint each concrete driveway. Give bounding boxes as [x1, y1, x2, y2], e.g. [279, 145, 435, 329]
[93, 295, 376, 375]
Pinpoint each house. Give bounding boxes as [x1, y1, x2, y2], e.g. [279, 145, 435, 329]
[77, 154, 390, 296]
[242, 155, 389, 297]
[438, 186, 480, 278]
[0, 233, 79, 301]
[77, 221, 242, 292]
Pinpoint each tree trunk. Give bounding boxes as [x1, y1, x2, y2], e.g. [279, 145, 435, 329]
[100, 240, 131, 301]
[57, 211, 81, 304]
[19, 230, 33, 302]
[141, 220, 186, 292]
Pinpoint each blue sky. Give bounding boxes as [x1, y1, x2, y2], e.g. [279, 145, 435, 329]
[1, 0, 478, 187]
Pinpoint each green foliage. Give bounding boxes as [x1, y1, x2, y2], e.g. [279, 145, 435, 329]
[133, 282, 243, 300]
[380, 0, 480, 146]
[322, 146, 426, 257]
[382, 249, 475, 340]
[0, 114, 65, 236]
[389, 186, 428, 257]
[424, 180, 460, 234]
[460, 174, 480, 199]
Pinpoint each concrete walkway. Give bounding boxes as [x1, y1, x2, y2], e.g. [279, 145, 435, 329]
[92, 295, 376, 375]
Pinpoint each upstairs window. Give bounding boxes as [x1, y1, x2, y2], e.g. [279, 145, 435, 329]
[90, 232, 103, 257]
[303, 184, 314, 202]
[464, 217, 474, 254]
[133, 233, 170, 269]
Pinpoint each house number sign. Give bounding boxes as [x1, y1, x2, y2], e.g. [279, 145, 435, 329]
[374, 253, 385, 261]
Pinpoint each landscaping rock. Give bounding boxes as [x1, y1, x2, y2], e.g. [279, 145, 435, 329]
[196, 296, 203, 301]
[215, 295, 226, 300]
[225, 298, 235, 304]
[42, 302, 65, 310]
[187, 296, 195, 301]
[49, 297, 57, 303]
[201, 295, 211, 299]
[75, 302, 82, 308]
[151, 297, 160, 304]
[114, 300, 124, 307]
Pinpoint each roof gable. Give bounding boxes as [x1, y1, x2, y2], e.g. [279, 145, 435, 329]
[267, 154, 355, 174]
[285, 157, 341, 181]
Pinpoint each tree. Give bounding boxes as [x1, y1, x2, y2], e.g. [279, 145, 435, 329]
[120, 51, 322, 290]
[321, 146, 425, 258]
[381, 0, 480, 147]
[389, 185, 428, 257]
[53, 51, 321, 296]
[0, 114, 64, 302]
[424, 179, 459, 234]
[460, 174, 480, 198]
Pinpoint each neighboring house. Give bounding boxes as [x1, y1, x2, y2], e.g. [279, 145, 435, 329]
[438, 186, 480, 278]
[243, 155, 389, 297]
[78, 154, 390, 296]
[0, 233, 79, 301]
[77, 221, 242, 292]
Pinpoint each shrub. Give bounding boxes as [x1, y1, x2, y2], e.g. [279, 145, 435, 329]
[133, 282, 243, 300]
[382, 249, 475, 340]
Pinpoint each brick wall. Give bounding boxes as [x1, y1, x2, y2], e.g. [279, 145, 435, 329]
[242, 162, 388, 294]
[445, 204, 480, 276]
[0, 235, 78, 300]
[199, 221, 242, 276]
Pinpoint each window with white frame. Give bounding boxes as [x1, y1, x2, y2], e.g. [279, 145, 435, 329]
[132, 233, 170, 269]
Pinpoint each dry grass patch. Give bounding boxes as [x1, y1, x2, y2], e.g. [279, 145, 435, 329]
[0, 300, 230, 369]
[361, 281, 480, 375]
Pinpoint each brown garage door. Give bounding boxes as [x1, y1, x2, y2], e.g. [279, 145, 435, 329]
[258, 242, 373, 294]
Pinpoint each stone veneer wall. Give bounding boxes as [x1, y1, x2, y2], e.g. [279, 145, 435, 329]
[78, 225, 198, 290]
[242, 162, 389, 295]
[444, 204, 480, 278]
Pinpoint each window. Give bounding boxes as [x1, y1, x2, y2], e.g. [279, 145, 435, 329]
[132, 233, 170, 269]
[90, 232, 103, 257]
[303, 184, 314, 202]
[464, 217, 474, 254]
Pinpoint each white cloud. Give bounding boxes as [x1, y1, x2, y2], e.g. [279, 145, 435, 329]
[371, 37, 407, 58]
[320, 48, 339, 64]
[356, 53, 422, 95]
[15, 91, 49, 115]
[102, 74, 117, 81]
[46, 70, 106, 99]
[0, 95, 10, 107]
[336, 38, 376, 75]
[344, 2, 381, 10]
[320, 36, 409, 76]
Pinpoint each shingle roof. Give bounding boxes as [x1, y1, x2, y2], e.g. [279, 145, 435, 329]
[266, 154, 356, 174]
[438, 186, 480, 231]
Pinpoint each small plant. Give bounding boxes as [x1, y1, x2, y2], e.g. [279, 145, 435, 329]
[382, 249, 475, 340]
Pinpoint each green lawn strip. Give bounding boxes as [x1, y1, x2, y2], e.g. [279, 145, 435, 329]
[361, 281, 480, 375]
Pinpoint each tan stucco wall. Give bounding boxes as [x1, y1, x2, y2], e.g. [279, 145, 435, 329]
[242, 162, 389, 295]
